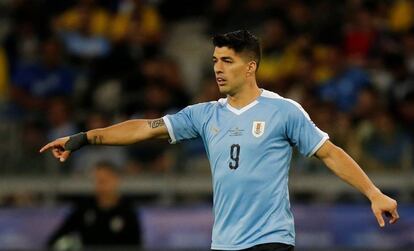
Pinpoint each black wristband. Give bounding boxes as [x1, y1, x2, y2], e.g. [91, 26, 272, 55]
[64, 132, 89, 152]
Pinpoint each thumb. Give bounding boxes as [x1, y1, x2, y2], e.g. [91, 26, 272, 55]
[59, 151, 71, 162]
[374, 211, 385, 227]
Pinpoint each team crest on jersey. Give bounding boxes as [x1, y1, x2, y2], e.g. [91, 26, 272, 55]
[252, 121, 265, 137]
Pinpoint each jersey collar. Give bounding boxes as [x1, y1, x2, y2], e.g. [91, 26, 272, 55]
[225, 89, 263, 115]
[226, 100, 259, 115]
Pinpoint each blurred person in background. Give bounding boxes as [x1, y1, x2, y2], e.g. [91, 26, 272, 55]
[53, 0, 111, 61]
[396, 93, 414, 138]
[86, 0, 165, 98]
[109, 0, 163, 56]
[3, 1, 42, 72]
[385, 52, 414, 108]
[52, 0, 109, 37]
[388, 0, 414, 34]
[316, 45, 371, 113]
[9, 37, 75, 119]
[360, 110, 412, 172]
[284, 0, 312, 37]
[343, 5, 378, 64]
[46, 97, 78, 142]
[352, 86, 382, 122]
[41, 30, 399, 251]
[256, 17, 289, 88]
[47, 161, 141, 249]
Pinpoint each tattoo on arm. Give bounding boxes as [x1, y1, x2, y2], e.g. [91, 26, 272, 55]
[91, 135, 104, 145]
[147, 119, 165, 129]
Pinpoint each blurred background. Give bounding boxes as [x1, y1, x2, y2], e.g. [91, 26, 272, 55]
[0, 0, 413, 250]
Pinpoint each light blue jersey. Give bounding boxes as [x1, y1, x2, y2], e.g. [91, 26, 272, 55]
[163, 89, 329, 250]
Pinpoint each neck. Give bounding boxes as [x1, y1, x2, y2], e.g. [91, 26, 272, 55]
[97, 193, 119, 209]
[227, 79, 261, 109]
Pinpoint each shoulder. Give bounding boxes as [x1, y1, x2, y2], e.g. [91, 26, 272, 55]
[260, 89, 308, 116]
[186, 98, 226, 113]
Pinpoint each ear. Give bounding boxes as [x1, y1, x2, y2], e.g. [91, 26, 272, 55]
[246, 61, 257, 76]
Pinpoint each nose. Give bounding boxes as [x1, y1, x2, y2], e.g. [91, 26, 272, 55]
[214, 61, 223, 74]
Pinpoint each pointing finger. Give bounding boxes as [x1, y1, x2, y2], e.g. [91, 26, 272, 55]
[39, 142, 53, 153]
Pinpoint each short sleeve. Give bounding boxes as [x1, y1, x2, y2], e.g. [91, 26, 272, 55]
[285, 101, 329, 157]
[163, 104, 207, 144]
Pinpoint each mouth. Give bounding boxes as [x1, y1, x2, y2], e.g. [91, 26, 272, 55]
[216, 77, 227, 86]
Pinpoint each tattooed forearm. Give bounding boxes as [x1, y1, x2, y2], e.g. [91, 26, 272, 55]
[91, 135, 104, 145]
[147, 119, 165, 129]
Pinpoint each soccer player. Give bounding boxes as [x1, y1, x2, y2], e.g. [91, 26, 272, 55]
[40, 30, 399, 251]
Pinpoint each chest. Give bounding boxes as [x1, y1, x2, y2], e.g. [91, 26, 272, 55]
[82, 208, 126, 233]
[203, 107, 286, 158]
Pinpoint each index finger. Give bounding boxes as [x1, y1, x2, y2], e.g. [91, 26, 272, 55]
[39, 142, 55, 153]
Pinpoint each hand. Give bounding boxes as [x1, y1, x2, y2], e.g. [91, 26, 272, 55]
[370, 192, 399, 227]
[39, 137, 71, 162]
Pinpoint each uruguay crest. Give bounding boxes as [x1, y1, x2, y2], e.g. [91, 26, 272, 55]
[252, 121, 265, 137]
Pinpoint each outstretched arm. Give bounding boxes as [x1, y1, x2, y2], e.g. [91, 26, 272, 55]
[39, 118, 169, 162]
[315, 140, 399, 227]
[86, 118, 169, 145]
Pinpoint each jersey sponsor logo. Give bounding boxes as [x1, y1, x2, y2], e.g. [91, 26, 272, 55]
[252, 121, 265, 137]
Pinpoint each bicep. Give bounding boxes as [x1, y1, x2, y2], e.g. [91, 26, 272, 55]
[315, 140, 337, 160]
[315, 140, 342, 173]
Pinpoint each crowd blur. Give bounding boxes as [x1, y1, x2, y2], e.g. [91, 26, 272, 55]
[0, 0, 413, 178]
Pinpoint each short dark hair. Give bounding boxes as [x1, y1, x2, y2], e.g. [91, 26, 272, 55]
[212, 30, 262, 70]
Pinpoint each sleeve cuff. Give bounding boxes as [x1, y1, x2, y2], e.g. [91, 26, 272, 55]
[307, 133, 329, 157]
[162, 115, 177, 144]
